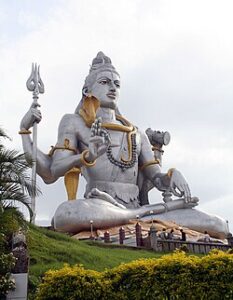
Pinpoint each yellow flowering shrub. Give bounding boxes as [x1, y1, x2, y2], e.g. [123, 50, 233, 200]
[36, 251, 233, 300]
[193, 250, 233, 299]
[104, 252, 199, 299]
[35, 264, 105, 300]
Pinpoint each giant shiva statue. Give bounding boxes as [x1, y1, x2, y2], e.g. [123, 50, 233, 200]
[19, 52, 228, 237]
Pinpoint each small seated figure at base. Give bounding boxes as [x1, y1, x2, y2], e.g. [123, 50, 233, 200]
[158, 228, 167, 240]
[180, 229, 186, 242]
[19, 52, 228, 238]
[203, 231, 211, 243]
[167, 229, 174, 240]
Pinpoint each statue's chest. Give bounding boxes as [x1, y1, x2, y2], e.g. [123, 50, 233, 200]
[83, 129, 141, 183]
[77, 127, 141, 155]
[109, 130, 126, 146]
[108, 130, 140, 158]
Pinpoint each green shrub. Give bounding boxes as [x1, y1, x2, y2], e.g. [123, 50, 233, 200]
[0, 207, 27, 253]
[178, 244, 189, 253]
[36, 251, 233, 300]
[0, 253, 16, 298]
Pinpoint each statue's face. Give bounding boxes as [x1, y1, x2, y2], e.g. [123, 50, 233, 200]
[90, 71, 120, 109]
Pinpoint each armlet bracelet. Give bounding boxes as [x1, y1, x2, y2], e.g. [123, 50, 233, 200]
[48, 145, 77, 156]
[18, 129, 32, 135]
[152, 146, 164, 154]
[80, 150, 96, 167]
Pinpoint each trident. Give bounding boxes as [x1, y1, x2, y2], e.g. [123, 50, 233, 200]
[26, 63, 44, 224]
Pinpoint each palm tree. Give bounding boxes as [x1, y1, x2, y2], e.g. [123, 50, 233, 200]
[0, 127, 39, 220]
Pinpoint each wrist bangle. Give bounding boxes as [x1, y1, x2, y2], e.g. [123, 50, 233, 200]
[18, 129, 32, 135]
[167, 168, 175, 178]
[80, 150, 96, 167]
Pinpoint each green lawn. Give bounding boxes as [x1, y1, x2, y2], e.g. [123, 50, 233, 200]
[27, 224, 163, 297]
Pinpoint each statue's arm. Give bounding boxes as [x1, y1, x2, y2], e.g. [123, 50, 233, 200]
[139, 131, 191, 202]
[138, 130, 166, 183]
[50, 115, 109, 178]
[19, 104, 56, 184]
[49, 114, 87, 178]
[20, 105, 109, 181]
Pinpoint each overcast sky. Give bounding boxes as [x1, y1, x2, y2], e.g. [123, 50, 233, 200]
[0, 0, 233, 231]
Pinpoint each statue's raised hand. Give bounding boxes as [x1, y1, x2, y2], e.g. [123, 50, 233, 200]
[169, 169, 191, 203]
[88, 118, 110, 161]
[20, 102, 42, 130]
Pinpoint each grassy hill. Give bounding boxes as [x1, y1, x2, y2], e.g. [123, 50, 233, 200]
[27, 224, 162, 297]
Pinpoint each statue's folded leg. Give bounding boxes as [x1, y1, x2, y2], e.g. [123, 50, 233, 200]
[53, 198, 131, 233]
[53, 196, 199, 233]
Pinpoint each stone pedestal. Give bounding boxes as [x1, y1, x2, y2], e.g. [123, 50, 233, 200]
[6, 273, 28, 300]
[150, 226, 159, 251]
[227, 233, 233, 247]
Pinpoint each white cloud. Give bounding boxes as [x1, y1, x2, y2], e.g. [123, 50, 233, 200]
[17, 10, 43, 30]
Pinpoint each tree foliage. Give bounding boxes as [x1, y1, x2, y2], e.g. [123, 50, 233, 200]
[0, 128, 38, 219]
[0, 253, 16, 298]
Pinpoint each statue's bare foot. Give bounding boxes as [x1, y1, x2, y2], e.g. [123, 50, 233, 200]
[87, 188, 126, 209]
[183, 196, 199, 208]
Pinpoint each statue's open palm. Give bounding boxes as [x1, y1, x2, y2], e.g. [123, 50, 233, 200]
[88, 118, 110, 160]
[170, 169, 191, 202]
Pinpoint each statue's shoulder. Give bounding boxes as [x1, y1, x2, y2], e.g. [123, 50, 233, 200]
[135, 127, 147, 140]
[60, 114, 82, 125]
[60, 113, 79, 123]
[58, 113, 86, 133]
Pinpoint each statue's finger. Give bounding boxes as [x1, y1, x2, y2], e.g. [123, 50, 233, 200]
[100, 130, 110, 143]
[92, 121, 99, 134]
[184, 184, 191, 201]
[96, 117, 102, 123]
[90, 126, 95, 137]
[30, 102, 41, 109]
[33, 110, 41, 117]
[90, 122, 95, 131]
[92, 121, 98, 131]
[191, 196, 199, 203]
[97, 118, 102, 127]
[96, 126, 101, 136]
[91, 129, 97, 138]
[105, 134, 111, 144]
[94, 118, 101, 129]
[171, 187, 183, 198]
[92, 123, 99, 135]
[91, 188, 99, 196]
[87, 192, 93, 198]
[180, 183, 191, 202]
